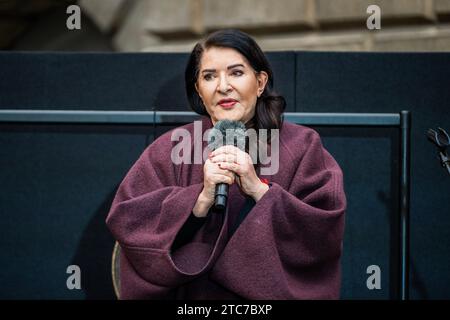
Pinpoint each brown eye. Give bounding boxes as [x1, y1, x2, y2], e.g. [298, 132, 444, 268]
[203, 74, 214, 81]
[231, 70, 243, 76]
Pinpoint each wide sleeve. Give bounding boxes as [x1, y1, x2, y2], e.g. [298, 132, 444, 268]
[209, 129, 346, 299]
[106, 134, 228, 299]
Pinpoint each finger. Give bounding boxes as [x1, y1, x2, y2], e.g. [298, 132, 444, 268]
[211, 148, 249, 165]
[218, 162, 242, 175]
[211, 173, 234, 185]
[210, 162, 234, 174]
[210, 153, 237, 164]
[210, 145, 239, 157]
[205, 159, 230, 172]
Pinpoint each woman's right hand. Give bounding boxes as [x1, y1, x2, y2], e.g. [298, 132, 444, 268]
[192, 158, 235, 217]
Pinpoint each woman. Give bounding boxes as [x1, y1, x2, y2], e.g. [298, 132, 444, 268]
[106, 29, 346, 299]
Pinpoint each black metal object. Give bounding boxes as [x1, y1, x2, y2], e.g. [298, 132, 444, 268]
[400, 111, 411, 300]
[427, 127, 450, 176]
[0, 110, 401, 126]
[0, 109, 411, 300]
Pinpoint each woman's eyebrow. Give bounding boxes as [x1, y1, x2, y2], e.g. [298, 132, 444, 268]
[201, 63, 245, 73]
[227, 63, 245, 69]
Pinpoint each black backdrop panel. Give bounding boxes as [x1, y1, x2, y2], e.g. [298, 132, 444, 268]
[296, 52, 450, 299]
[0, 53, 189, 111]
[0, 52, 296, 112]
[0, 124, 154, 299]
[316, 127, 399, 299]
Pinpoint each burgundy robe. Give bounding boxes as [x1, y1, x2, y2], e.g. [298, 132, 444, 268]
[106, 116, 346, 300]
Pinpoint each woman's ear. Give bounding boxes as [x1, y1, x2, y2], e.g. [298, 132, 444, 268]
[257, 71, 268, 96]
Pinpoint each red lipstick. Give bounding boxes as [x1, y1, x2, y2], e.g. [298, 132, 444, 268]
[218, 98, 237, 108]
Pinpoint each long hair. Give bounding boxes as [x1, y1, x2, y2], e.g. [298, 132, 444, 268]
[185, 29, 286, 141]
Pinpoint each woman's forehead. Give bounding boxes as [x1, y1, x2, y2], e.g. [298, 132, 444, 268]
[200, 47, 250, 70]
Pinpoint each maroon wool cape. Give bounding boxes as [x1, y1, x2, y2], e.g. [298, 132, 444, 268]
[106, 116, 346, 300]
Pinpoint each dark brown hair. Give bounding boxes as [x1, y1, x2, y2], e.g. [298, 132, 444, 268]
[185, 29, 286, 137]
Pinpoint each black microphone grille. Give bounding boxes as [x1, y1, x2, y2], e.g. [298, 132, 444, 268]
[208, 120, 246, 151]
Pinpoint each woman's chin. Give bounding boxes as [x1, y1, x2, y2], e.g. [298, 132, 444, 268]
[216, 112, 243, 122]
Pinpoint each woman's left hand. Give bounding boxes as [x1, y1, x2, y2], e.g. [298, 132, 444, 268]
[209, 145, 269, 201]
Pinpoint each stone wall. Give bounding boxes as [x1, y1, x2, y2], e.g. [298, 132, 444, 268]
[79, 0, 450, 51]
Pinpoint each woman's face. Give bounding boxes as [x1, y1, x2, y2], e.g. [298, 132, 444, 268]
[195, 47, 268, 125]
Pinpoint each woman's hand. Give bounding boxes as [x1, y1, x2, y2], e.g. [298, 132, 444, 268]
[193, 157, 236, 217]
[209, 145, 269, 202]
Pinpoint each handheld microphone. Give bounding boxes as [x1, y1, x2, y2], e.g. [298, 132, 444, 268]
[427, 127, 450, 176]
[207, 120, 246, 212]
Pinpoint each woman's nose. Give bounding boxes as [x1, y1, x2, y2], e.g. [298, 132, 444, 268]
[217, 74, 232, 93]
